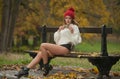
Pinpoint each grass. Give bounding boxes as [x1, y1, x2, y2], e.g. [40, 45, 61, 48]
[74, 40, 101, 53]
[74, 39, 120, 54]
[0, 39, 120, 72]
[0, 53, 32, 66]
[51, 57, 94, 68]
[107, 40, 120, 54]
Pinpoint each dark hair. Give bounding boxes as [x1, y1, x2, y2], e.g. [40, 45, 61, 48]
[72, 19, 79, 26]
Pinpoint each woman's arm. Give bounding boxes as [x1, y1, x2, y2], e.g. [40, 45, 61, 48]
[54, 26, 64, 44]
[54, 31, 60, 44]
[70, 25, 82, 45]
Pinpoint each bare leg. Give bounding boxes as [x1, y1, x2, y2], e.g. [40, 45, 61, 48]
[40, 44, 49, 64]
[27, 43, 52, 68]
[27, 51, 42, 68]
[26, 43, 69, 69]
[40, 43, 70, 56]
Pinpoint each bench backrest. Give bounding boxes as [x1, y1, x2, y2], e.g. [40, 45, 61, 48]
[38, 25, 112, 56]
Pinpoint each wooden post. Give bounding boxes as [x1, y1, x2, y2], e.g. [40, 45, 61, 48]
[101, 25, 108, 56]
[41, 25, 47, 43]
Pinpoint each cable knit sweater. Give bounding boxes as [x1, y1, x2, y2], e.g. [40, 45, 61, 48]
[54, 24, 82, 45]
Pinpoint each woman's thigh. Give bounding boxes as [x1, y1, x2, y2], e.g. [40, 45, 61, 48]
[41, 43, 70, 56]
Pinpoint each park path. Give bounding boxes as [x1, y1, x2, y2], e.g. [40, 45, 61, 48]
[0, 66, 120, 79]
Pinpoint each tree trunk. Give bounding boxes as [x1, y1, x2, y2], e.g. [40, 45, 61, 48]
[0, 0, 22, 53]
[0, 0, 10, 53]
[7, 0, 22, 50]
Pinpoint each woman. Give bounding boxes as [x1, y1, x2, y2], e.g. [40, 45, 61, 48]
[15, 7, 82, 78]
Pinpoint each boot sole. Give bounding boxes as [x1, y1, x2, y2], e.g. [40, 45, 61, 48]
[15, 74, 28, 78]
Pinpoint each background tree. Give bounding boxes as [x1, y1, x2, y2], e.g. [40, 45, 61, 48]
[49, 0, 110, 27]
[103, 0, 120, 37]
[0, 0, 21, 53]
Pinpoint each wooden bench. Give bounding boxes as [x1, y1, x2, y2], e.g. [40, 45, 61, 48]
[25, 25, 120, 79]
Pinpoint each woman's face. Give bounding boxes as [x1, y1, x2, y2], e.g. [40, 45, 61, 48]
[64, 16, 72, 25]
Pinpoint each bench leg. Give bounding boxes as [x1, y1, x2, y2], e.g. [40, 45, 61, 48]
[29, 52, 53, 70]
[88, 57, 119, 79]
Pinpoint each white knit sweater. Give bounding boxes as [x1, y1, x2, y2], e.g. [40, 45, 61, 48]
[54, 24, 82, 45]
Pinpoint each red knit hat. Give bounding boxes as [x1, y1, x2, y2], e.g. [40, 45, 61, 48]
[64, 8, 75, 19]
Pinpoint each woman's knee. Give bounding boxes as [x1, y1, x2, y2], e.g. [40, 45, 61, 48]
[36, 52, 42, 58]
[40, 43, 47, 49]
[40, 43, 49, 54]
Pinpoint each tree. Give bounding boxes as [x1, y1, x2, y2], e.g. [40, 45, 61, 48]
[0, 0, 22, 53]
[103, 0, 120, 35]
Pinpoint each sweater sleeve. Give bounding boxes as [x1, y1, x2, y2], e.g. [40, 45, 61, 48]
[54, 31, 60, 44]
[71, 25, 82, 45]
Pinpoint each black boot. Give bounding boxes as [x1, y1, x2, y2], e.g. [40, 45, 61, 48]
[38, 57, 53, 70]
[15, 67, 29, 78]
[43, 64, 53, 76]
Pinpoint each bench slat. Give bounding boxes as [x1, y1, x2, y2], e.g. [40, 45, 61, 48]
[24, 50, 94, 58]
[24, 50, 120, 59]
[38, 27, 112, 34]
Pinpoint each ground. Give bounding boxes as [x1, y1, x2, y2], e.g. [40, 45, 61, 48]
[0, 65, 120, 79]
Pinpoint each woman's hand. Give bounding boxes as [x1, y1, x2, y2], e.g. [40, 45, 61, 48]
[69, 26, 74, 33]
[58, 26, 64, 31]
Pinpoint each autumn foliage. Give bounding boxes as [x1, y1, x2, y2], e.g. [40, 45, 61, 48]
[13, 0, 119, 39]
[0, 0, 120, 51]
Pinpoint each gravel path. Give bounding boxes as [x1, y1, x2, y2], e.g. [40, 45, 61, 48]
[0, 66, 120, 79]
